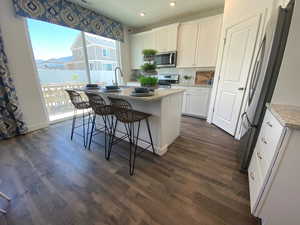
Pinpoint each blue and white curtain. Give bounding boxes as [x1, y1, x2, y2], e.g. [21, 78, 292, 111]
[12, 0, 124, 42]
[0, 28, 27, 139]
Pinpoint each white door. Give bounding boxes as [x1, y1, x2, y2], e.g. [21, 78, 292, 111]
[213, 15, 261, 135]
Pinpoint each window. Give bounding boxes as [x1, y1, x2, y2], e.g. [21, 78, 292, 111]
[84, 33, 119, 84]
[27, 19, 121, 121]
[103, 63, 113, 71]
[102, 48, 110, 57]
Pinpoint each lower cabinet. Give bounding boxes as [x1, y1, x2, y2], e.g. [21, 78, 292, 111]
[248, 106, 300, 225]
[174, 86, 211, 118]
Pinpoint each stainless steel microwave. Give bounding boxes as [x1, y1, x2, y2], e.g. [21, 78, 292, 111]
[154, 51, 177, 68]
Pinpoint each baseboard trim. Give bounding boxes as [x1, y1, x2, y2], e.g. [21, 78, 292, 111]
[27, 122, 49, 132]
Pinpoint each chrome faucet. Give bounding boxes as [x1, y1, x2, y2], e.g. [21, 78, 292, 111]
[114, 67, 124, 87]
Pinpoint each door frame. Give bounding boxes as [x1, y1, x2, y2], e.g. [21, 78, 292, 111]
[207, 12, 267, 139]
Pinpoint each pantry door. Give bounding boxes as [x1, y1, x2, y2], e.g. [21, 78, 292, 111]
[213, 15, 261, 135]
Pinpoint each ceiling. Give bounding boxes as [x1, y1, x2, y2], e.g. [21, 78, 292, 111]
[70, 0, 225, 28]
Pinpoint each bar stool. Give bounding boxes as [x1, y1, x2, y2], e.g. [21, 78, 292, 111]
[65, 89, 91, 147]
[107, 97, 156, 176]
[85, 92, 114, 158]
[0, 192, 10, 214]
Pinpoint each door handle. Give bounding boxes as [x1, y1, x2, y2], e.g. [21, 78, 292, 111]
[238, 87, 245, 91]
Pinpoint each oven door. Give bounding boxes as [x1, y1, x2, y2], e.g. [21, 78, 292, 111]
[155, 52, 176, 68]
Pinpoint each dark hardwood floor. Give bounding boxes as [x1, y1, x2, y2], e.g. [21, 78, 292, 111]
[0, 116, 258, 225]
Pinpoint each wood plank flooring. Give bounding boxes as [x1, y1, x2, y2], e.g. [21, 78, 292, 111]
[0, 116, 259, 225]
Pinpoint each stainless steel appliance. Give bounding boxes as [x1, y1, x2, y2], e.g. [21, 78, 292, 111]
[154, 52, 177, 68]
[158, 74, 180, 86]
[239, 0, 295, 172]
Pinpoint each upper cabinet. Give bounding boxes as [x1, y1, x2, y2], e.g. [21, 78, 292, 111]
[129, 14, 223, 70]
[196, 15, 223, 67]
[177, 23, 199, 67]
[177, 14, 223, 68]
[130, 31, 154, 69]
[153, 24, 179, 52]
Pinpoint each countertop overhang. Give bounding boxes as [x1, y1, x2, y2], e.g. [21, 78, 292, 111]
[267, 103, 300, 130]
[85, 87, 185, 102]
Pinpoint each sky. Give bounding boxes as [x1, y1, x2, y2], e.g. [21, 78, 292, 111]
[27, 19, 80, 60]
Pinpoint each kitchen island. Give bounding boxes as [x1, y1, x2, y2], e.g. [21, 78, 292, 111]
[87, 87, 185, 156]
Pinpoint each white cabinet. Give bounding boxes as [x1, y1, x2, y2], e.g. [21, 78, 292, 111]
[130, 24, 179, 69]
[153, 24, 178, 52]
[196, 15, 223, 67]
[248, 105, 300, 225]
[248, 109, 284, 214]
[177, 23, 199, 67]
[177, 14, 223, 68]
[173, 86, 211, 118]
[130, 31, 154, 69]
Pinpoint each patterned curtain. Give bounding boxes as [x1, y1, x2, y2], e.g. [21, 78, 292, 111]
[0, 27, 27, 140]
[12, 0, 124, 42]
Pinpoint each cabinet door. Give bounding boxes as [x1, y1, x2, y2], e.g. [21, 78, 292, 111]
[154, 28, 169, 52]
[177, 23, 198, 68]
[130, 34, 144, 69]
[187, 88, 210, 118]
[182, 93, 188, 114]
[167, 25, 178, 51]
[154, 25, 178, 52]
[196, 15, 223, 67]
[143, 32, 155, 50]
[130, 32, 154, 69]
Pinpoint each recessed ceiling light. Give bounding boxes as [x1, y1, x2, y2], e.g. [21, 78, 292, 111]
[170, 1, 176, 7]
[140, 12, 146, 17]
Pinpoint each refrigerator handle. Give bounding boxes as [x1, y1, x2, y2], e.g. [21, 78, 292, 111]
[248, 37, 267, 105]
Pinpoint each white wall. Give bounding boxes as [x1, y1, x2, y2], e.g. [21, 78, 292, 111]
[119, 27, 132, 83]
[272, 0, 300, 106]
[0, 0, 49, 132]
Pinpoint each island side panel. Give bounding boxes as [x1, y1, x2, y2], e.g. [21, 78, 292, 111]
[159, 92, 183, 155]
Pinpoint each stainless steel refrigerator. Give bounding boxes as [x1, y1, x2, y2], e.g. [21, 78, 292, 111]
[239, 0, 295, 172]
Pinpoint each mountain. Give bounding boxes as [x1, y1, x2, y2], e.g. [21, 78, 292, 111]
[35, 56, 74, 69]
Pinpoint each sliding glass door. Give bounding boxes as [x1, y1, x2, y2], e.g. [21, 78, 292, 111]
[27, 19, 121, 121]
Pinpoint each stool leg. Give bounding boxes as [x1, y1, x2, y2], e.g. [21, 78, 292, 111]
[145, 118, 156, 155]
[0, 208, 6, 214]
[82, 109, 86, 148]
[107, 118, 118, 160]
[0, 192, 10, 201]
[71, 108, 77, 140]
[86, 111, 91, 149]
[129, 121, 141, 176]
[87, 114, 96, 151]
[102, 115, 109, 159]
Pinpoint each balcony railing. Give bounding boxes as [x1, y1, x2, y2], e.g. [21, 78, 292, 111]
[41, 82, 89, 121]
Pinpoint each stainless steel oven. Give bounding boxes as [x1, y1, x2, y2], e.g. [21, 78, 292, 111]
[154, 51, 177, 68]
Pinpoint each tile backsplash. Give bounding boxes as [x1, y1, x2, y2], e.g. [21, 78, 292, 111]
[131, 67, 215, 85]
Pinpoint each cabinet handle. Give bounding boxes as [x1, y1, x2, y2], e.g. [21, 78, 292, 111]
[261, 137, 268, 145]
[257, 151, 262, 160]
[250, 172, 255, 180]
[266, 121, 273, 127]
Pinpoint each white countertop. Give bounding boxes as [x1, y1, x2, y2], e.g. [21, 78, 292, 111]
[85, 87, 185, 102]
[172, 84, 212, 88]
[267, 103, 300, 130]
